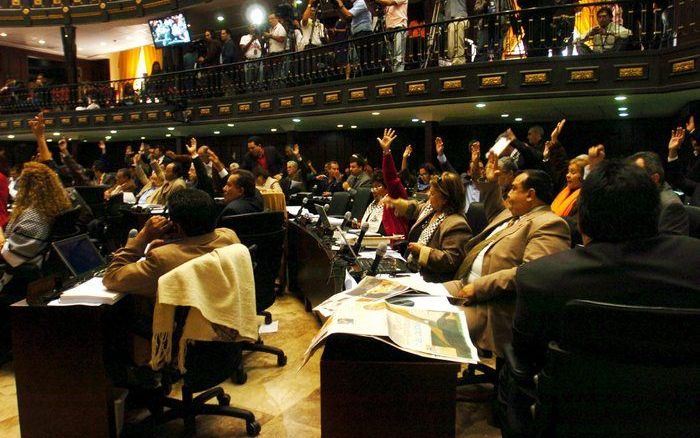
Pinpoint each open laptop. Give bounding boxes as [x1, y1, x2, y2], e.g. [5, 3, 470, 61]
[52, 234, 107, 280]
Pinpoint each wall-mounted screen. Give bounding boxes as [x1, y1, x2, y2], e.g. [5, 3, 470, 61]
[148, 13, 191, 48]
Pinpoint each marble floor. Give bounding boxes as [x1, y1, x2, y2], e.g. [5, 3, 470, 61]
[0, 293, 501, 437]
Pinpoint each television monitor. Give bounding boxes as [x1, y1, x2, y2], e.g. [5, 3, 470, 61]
[148, 13, 191, 48]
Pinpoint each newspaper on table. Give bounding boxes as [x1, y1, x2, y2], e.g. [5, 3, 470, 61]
[303, 276, 478, 366]
[314, 276, 410, 319]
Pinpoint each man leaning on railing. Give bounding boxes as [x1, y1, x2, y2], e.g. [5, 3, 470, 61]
[371, 0, 408, 72]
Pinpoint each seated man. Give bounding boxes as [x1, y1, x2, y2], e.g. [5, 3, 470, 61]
[103, 168, 137, 200]
[443, 154, 571, 357]
[502, 160, 700, 435]
[342, 154, 372, 192]
[576, 6, 632, 54]
[148, 161, 187, 205]
[219, 169, 264, 219]
[280, 160, 308, 199]
[102, 189, 240, 299]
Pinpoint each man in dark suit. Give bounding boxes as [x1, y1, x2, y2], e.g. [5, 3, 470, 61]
[218, 169, 264, 219]
[501, 160, 700, 436]
[628, 151, 689, 235]
[240, 136, 284, 178]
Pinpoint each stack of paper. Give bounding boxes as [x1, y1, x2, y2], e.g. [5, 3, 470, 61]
[59, 277, 123, 305]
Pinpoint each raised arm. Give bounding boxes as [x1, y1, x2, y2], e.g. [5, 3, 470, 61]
[28, 113, 52, 163]
[378, 128, 408, 199]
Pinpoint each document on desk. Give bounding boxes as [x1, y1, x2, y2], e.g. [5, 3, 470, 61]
[286, 206, 302, 216]
[303, 297, 478, 366]
[314, 276, 409, 319]
[53, 277, 124, 306]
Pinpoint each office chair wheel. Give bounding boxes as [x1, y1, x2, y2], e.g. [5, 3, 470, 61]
[233, 369, 248, 385]
[217, 393, 231, 406]
[277, 354, 287, 366]
[246, 420, 261, 436]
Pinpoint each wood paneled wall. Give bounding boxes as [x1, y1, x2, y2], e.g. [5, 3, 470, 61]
[0, 45, 109, 85]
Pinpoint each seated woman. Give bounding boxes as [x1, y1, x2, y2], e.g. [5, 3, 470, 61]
[0, 162, 72, 283]
[550, 155, 588, 245]
[391, 172, 472, 282]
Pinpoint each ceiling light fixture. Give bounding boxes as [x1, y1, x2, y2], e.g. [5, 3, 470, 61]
[619, 112, 629, 117]
[371, 112, 380, 116]
[618, 107, 628, 111]
[166, 133, 172, 137]
[167, 127, 175, 131]
[614, 95, 627, 101]
[141, 136, 146, 140]
[105, 135, 112, 140]
[214, 131, 220, 134]
[337, 124, 344, 128]
[411, 118, 420, 122]
[52, 132, 60, 136]
[227, 123, 235, 127]
[0, 33, 7, 37]
[270, 128, 277, 132]
[110, 130, 117, 134]
[515, 117, 523, 122]
[421, 120, 426, 124]
[501, 114, 509, 118]
[7, 135, 15, 139]
[476, 103, 486, 108]
[351, 125, 357, 129]
[47, 139, 53, 142]
[216, 15, 225, 22]
[38, 40, 46, 45]
[292, 118, 301, 123]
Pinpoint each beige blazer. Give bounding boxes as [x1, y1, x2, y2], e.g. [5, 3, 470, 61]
[444, 181, 571, 356]
[148, 177, 187, 205]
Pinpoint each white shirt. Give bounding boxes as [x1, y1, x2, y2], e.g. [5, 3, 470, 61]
[269, 23, 287, 54]
[240, 34, 263, 59]
[300, 19, 325, 49]
[466, 220, 511, 284]
[361, 200, 384, 234]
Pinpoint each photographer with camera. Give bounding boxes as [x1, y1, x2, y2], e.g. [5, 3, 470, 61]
[240, 24, 265, 89]
[335, 0, 375, 76]
[576, 6, 631, 54]
[263, 12, 288, 86]
[370, 0, 408, 72]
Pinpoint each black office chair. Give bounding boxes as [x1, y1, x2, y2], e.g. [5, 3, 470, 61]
[350, 187, 373, 220]
[328, 191, 351, 217]
[533, 300, 700, 437]
[218, 212, 288, 381]
[48, 205, 83, 241]
[465, 202, 488, 235]
[73, 185, 109, 218]
[143, 307, 261, 437]
[684, 204, 700, 238]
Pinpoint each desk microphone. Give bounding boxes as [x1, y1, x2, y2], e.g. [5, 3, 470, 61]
[340, 211, 352, 231]
[323, 204, 330, 213]
[367, 242, 387, 276]
[300, 197, 310, 214]
[352, 222, 370, 255]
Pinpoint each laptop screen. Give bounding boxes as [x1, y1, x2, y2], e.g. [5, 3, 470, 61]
[52, 234, 105, 277]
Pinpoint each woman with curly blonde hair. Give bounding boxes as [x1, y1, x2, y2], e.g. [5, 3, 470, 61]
[0, 161, 71, 274]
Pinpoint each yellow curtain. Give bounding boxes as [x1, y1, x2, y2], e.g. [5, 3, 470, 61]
[575, 0, 600, 39]
[117, 45, 163, 80]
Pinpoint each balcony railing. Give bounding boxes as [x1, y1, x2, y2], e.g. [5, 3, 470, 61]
[0, 0, 693, 115]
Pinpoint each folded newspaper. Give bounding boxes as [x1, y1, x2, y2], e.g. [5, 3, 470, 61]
[303, 277, 478, 366]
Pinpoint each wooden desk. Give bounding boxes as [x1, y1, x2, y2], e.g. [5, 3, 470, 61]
[287, 221, 345, 311]
[10, 299, 129, 438]
[321, 334, 459, 437]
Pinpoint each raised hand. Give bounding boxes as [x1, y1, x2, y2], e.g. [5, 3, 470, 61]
[668, 127, 686, 159]
[484, 152, 500, 183]
[470, 141, 481, 162]
[551, 119, 566, 144]
[293, 143, 301, 157]
[543, 140, 552, 160]
[505, 128, 516, 142]
[133, 152, 142, 166]
[686, 115, 695, 133]
[187, 138, 197, 156]
[98, 140, 107, 153]
[28, 112, 46, 138]
[588, 144, 606, 168]
[403, 144, 413, 159]
[435, 137, 444, 156]
[377, 128, 397, 152]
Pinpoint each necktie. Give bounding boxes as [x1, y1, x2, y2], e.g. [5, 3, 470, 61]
[455, 217, 518, 280]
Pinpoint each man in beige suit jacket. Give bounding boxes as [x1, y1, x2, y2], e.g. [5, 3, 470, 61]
[103, 189, 239, 298]
[147, 161, 187, 205]
[444, 165, 570, 357]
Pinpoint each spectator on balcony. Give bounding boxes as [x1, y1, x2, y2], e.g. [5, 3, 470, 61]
[329, 17, 351, 80]
[144, 61, 164, 101]
[240, 24, 264, 87]
[301, 0, 327, 50]
[576, 6, 632, 54]
[444, 0, 468, 65]
[121, 82, 138, 106]
[75, 95, 100, 111]
[374, 0, 408, 72]
[199, 29, 222, 67]
[27, 73, 47, 106]
[264, 13, 288, 85]
[220, 28, 237, 64]
[335, 0, 374, 75]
